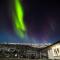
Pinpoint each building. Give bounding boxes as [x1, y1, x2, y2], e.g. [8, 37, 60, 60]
[0, 42, 57, 59]
[41, 41, 60, 60]
[0, 43, 41, 59]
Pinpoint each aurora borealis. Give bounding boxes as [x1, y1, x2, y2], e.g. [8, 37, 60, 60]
[0, 0, 60, 43]
[12, 0, 26, 38]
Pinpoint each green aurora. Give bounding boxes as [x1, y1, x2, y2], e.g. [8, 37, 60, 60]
[12, 0, 26, 38]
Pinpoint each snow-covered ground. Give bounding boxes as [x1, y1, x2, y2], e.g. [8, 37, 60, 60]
[0, 42, 51, 48]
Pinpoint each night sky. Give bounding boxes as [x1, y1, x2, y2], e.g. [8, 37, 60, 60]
[29, 0, 60, 43]
[0, 0, 60, 43]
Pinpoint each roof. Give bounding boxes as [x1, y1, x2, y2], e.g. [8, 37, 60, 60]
[42, 40, 60, 49]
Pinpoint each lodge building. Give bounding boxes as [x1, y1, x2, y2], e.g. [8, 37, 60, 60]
[41, 41, 60, 59]
[0, 41, 60, 59]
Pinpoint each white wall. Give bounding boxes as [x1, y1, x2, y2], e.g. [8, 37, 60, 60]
[48, 48, 54, 59]
[48, 43, 60, 59]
